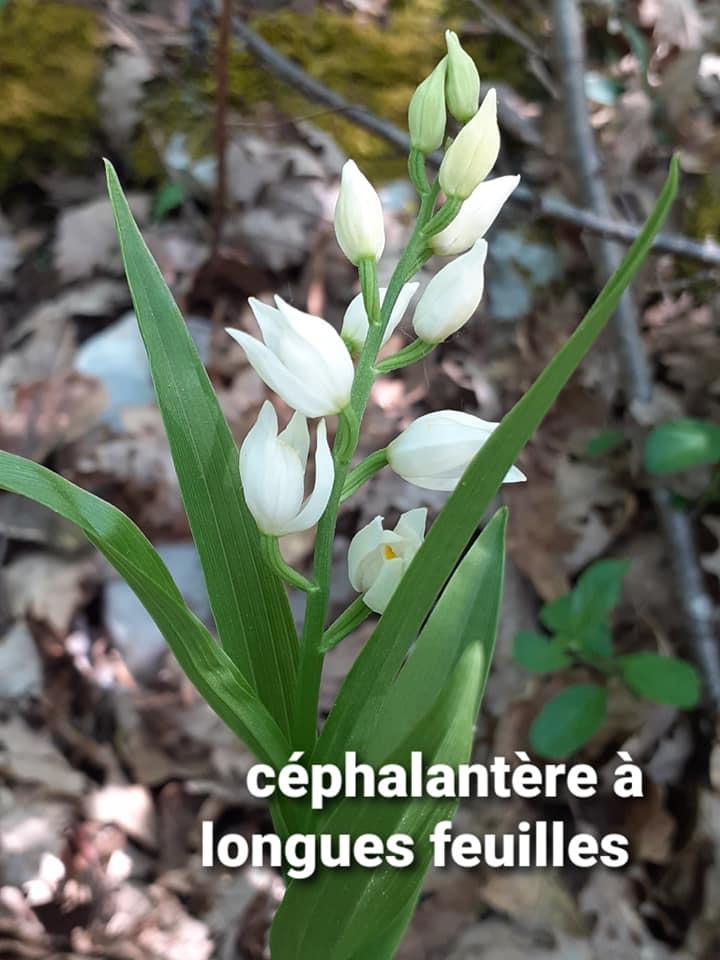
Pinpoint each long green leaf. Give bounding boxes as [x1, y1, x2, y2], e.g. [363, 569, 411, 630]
[317, 156, 679, 764]
[0, 452, 290, 769]
[271, 511, 507, 959]
[105, 162, 298, 736]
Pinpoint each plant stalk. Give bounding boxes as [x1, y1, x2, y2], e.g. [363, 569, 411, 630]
[291, 189, 438, 751]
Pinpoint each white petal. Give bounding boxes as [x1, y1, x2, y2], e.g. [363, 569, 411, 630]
[279, 410, 310, 468]
[280, 418, 335, 535]
[274, 296, 355, 410]
[348, 515, 385, 591]
[239, 402, 305, 534]
[341, 291, 369, 350]
[247, 297, 285, 355]
[239, 400, 276, 478]
[382, 282, 419, 347]
[363, 557, 405, 614]
[226, 327, 334, 417]
[334, 160, 385, 264]
[256, 297, 342, 404]
[412, 240, 487, 343]
[439, 89, 500, 199]
[395, 473, 458, 492]
[342, 283, 419, 351]
[432, 175, 520, 256]
[393, 507, 427, 545]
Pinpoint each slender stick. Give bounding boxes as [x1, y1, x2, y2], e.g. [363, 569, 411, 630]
[232, 17, 720, 267]
[211, 0, 233, 256]
[552, 0, 720, 708]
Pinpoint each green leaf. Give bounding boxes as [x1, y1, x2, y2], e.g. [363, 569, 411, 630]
[644, 418, 720, 475]
[105, 161, 298, 737]
[514, 631, 571, 673]
[586, 429, 625, 458]
[619, 652, 700, 708]
[570, 559, 630, 629]
[0, 452, 290, 768]
[318, 158, 679, 767]
[530, 684, 607, 758]
[575, 622, 614, 660]
[540, 594, 573, 633]
[152, 180, 184, 222]
[270, 511, 507, 960]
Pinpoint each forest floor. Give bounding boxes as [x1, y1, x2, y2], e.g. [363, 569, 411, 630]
[0, 1, 719, 957]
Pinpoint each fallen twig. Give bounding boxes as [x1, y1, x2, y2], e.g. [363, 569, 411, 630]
[233, 18, 720, 267]
[552, 0, 720, 708]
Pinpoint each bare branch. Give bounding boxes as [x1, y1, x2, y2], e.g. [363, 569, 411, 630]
[233, 18, 720, 267]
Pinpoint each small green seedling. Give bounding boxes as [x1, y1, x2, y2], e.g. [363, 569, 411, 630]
[514, 559, 701, 759]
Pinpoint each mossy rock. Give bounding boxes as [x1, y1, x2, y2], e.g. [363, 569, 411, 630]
[0, 0, 99, 192]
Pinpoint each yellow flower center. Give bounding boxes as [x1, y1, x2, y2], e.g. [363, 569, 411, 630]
[383, 544, 398, 560]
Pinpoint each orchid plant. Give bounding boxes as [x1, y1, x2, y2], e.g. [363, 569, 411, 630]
[0, 31, 678, 960]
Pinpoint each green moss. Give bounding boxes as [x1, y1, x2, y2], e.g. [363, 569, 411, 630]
[228, 4, 450, 181]
[0, 0, 99, 192]
[685, 170, 720, 242]
[132, 2, 544, 185]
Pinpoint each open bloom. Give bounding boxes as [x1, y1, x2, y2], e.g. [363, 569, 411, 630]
[445, 30, 480, 123]
[226, 296, 354, 418]
[334, 160, 385, 265]
[240, 401, 334, 536]
[387, 410, 526, 491]
[412, 239, 487, 343]
[341, 282, 419, 352]
[439, 89, 500, 199]
[431, 175, 520, 256]
[348, 508, 427, 613]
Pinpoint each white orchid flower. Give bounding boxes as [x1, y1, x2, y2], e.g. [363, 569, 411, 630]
[226, 296, 354, 418]
[334, 160, 385, 265]
[348, 508, 427, 613]
[240, 401, 334, 537]
[341, 282, 419, 353]
[387, 410, 526, 491]
[431, 175, 520, 256]
[412, 240, 487, 343]
[439, 89, 500, 199]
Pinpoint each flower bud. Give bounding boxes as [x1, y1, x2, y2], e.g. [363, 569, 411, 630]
[334, 160, 385, 265]
[341, 282, 419, 353]
[387, 410, 526, 491]
[348, 508, 427, 613]
[412, 239, 487, 343]
[226, 296, 354, 418]
[240, 402, 334, 536]
[408, 58, 447, 155]
[438, 89, 500, 199]
[431, 175, 520, 256]
[444, 30, 480, 123]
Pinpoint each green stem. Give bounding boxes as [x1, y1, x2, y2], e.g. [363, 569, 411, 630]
[341, 448, 388, 503]
[258, 535, 316, 593]
[408, 147, 430, 195]
[290, 186, 439, 753]
[319, 596, 372, 653]
[422, 196, 462, 237]
[376, 339, 435, 374]
[358, 257, 381, 325]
